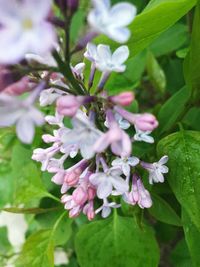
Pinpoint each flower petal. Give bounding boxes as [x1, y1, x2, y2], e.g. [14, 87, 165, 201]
[107, 27, 130, 43]
[159, 155, 169, 165]
[16, 115, 35, 144]
[109, 3, 136, 27]
[112, 46, 129, 66]
[97, 44, 112, 64]
[102, 206, 111, 218]
[111, 176, 129, 194]
[97, 179, 112, 199]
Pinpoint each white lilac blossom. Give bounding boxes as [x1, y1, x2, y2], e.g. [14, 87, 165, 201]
[84, 43, 98, 63]
[133, 128, 154, 144]
[0, 93, 44, 143]
[93, 44, 129, 73]
[84, 44, 130, 89]
[88, 0, 137, 43]
[61, 111, 103, 159]
[45, 111, 64, 127]
[105, 112, 130, 130]
[89, 167, 129, 199]
[0, 0, 56, 64]
[141, 156, 169, 184]
[95, 198, 121, 218]
[71, 62, 86, 80]
[40, 88, 66, 107]
[112, 156, 140, 177]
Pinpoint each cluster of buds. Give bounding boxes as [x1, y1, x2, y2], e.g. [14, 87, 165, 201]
[0, 0, 168, 220]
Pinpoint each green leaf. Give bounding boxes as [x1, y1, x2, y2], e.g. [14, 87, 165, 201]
[146, 51, 166, 93]
[182, 209, 200, 267]
[16, 212, 68, 267]
[157, 130, 200, 231]
[149, 194, 182, 226]
[157, 86, 191, 134]
[170, 238, 193, 267]
[184, 1, 200, 97]
[150, 23, 189, 57]
[0, 227, 12, 254]
[11, 144, 49, 205]
[13, 162, 48, 205]
[36, 210, 72, 246]
[2, 207, 61, 215]
[75, 214, 159, 267]
[15, 229, 54, 267]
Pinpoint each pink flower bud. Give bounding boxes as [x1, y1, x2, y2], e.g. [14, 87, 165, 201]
[114, 106, 158, 132]
[83, 201, 95, 221]
[64, 170, 80, 186]
[56, 95, 81, 117]
[42, 134, 56, 143]
[134, 113, 158, 131]
[4, 77, 32, 96]
[88, 187, 96, 200]
[110, 92, 134, 106]
[72, 186, 88, 205]
[51, 171, 65, 185]
[69, 206, 81, 218]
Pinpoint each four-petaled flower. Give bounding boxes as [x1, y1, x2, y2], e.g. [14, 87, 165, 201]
[141, 156, 169, 184]
[61, 111, 102, 159]
[88, 0, 136, 43]
[112, 156, 139, 177]
[89, 167, 129, 199]
[0, 0, 56, 64]
[95, 198, 121, 218]
[0, 93, 44, 144]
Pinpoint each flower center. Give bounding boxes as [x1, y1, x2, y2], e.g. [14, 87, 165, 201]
[22, 18, 33, 30]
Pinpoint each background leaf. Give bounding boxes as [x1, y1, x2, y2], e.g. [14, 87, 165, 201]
[15, 229, 54, 267]
[157, 130, 200, 231]
[182, 209, 200, 267]
[75, 213, 159, 267]
[149, 194, 182, 226]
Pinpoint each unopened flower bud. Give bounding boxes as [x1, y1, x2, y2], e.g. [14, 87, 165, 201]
[114, 106, 158, 132]
[83, 201, 95, 221]
[109, 92, 134, 106]
[73, 186, 88, 205]
[4, 77, 31, 96]
[88, 187, 96, 200]
[57, 95, 81, 117]
[134, 114, 158, 131]
[64, 170, 80, 186]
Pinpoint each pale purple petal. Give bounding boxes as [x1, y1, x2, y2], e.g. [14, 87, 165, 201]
[16, 115, 35, 144]
[111, 176, 129, 194]
[97, 179, 112, 199]
[89, 173, 106, 186]
[109, 3, 136, 27]
[112, 46, 129, 66]
[107, 27, 130, 43]
[159, 155, 169, 165]
[102, 206, 111, 218]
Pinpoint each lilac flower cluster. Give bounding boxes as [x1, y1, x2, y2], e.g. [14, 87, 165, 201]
[0, 0, 168, 220]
